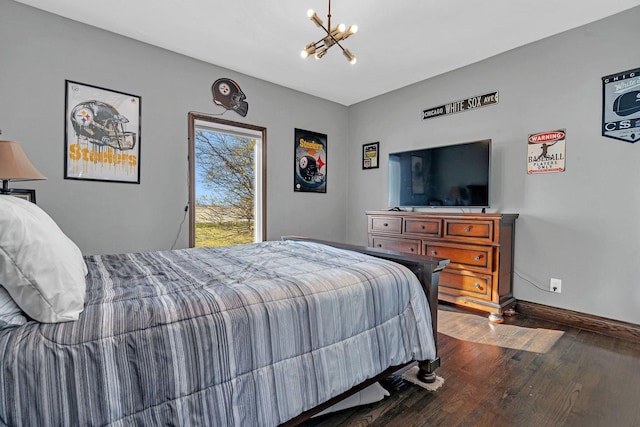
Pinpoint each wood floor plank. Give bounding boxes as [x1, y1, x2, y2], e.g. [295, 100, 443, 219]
[298, 305, 640, 427]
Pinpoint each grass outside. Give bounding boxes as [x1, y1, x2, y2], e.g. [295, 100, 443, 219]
[195, 221, 253, 247]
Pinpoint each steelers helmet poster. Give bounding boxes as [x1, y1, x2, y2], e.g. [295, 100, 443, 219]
[64, 80, 141, 183]
[294, 128, 327, 193]
[602, 67, 640, 143]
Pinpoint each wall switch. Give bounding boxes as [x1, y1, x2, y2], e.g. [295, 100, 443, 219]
[550, 278, 562, 293]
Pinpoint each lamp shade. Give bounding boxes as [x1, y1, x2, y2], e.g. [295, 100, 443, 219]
[0, 140, 46, 181]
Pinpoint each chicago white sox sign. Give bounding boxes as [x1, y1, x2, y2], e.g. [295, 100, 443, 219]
[602, 67, 640, 143]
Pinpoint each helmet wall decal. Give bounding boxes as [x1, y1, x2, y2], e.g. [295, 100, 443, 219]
[212, 78, 249, 117]
[70, 100, 137, 150]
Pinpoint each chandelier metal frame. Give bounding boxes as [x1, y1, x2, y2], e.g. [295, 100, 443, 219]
[301, 0, 358, 64]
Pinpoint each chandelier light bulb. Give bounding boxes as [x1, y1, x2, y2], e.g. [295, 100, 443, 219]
[301, 43, 317, 59]
[307, 9, 323, 27]
[315, 48, 328, 59]
[343, 49, 356, 64]
[342, 25, 358, 40]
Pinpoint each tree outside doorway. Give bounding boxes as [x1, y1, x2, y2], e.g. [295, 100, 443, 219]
[194, 130, 255, 247]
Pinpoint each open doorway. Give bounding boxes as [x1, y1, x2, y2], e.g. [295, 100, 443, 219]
[188, 113, 266, 247]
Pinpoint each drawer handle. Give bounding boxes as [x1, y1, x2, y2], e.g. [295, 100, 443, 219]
[383, 223, 388, 227]
[474, 283, 482, 289]
[464, 226, 471, 232]
[421, 225, 425, 229]
[431, 250, 437, 256]
[409, 248, 415, 252]
[475, 255, 482, 261]
[377, 244, 382, 247]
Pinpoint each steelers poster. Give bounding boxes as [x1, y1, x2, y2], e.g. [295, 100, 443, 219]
[294, 128, 327, 193]
[64, 80, 141, 183]
[602, 67, 640, 143]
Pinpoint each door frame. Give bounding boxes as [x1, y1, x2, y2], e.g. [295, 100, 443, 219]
[188, 112, 267, 247]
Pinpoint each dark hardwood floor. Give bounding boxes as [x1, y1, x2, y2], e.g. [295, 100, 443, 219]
[301, 304, 640, 427]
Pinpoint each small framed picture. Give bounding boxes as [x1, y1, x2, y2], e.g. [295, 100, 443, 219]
[8, 189, 36, 204]
[363, 142, 379, 169]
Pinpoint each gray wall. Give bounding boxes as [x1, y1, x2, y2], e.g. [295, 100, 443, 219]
[346, 7, 640, 325]
[0, 0, 349, 255]
[3, 0, 639, 325]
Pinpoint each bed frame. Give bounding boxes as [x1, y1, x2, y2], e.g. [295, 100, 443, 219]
[281, 237, 449, 426]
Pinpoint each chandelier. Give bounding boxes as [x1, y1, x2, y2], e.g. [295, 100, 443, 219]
[300, 0, 358, 64]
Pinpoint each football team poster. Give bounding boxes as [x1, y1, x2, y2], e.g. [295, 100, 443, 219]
[294, 128, 327, 193]
[64, 80, 141, 183]
[293, 129, 327, 193]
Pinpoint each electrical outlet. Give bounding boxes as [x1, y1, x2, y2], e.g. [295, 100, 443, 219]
[550, 278, 562, 293]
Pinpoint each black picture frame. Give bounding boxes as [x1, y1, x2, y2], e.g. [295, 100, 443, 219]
[294, 128, 327, 193]
[8, 189, 36, 204]
[362, 142, 379, 169]
[64, 80, 142, 183]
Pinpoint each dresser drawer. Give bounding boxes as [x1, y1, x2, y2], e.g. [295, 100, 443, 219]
[440, 270, 492, 299]
[369, 236, 420, 254]
[424, 242, 492, 271]
[369, 217, 403, 233]
[444, 219, 494, 243]
[403, 218, 441, 237]
[366, 211, 518, 319]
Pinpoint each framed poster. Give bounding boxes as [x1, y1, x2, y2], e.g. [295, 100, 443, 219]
[294, 128, 327, 193]
[8, 189, 36, 204]
[602, 67, 640, 143]
[362, 142, 379, 169]
[64, 80, 141, 183]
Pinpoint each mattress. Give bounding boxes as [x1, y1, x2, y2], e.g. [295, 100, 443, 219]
[0, 240, 435, 426]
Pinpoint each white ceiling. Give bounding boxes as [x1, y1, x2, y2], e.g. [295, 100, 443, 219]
[14, 0, 640, 106]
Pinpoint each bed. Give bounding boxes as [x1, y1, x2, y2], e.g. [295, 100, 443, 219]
[0, 196, 447, 426]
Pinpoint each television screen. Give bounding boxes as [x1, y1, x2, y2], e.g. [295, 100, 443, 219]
[388, 139, 491, 208]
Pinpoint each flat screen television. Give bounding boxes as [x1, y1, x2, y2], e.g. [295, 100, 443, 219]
[388, 139, 491, 208]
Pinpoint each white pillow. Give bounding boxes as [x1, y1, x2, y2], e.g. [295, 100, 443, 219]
[0, 285, 27, 326]
[0, 195, 87, 323]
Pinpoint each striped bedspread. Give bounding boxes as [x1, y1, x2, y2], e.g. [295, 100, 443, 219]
[0, 240, 435, 426]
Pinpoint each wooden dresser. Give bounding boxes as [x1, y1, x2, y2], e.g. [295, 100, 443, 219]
[366, 211, 518, 322]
